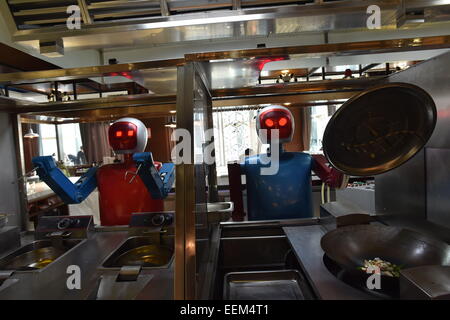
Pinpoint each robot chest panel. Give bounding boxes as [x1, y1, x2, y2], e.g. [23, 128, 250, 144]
[96, 164, 162, 217]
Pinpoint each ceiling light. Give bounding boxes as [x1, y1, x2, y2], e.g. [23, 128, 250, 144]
[165, 116, 176, 128]
[24, 128, 39, 139]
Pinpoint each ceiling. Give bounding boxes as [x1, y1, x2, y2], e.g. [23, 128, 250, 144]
[2, 0, 450, 52]
[1, 0, 450, 119]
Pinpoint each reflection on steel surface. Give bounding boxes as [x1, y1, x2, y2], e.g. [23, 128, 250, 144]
[0, 239, 84, 272]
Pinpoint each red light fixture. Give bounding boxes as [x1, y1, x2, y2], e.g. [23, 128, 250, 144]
[255, 55, 288, 71]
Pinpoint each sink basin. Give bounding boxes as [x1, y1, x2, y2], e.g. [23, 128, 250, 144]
[101, 236, 174, 269]
[0, 239, 83, 272]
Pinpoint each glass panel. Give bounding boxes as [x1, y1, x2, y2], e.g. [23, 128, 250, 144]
[39, 124, 59, 160]
[309, 105, 342, 152]
[213, 108, 267, 176]
[58, 123, 84, 166]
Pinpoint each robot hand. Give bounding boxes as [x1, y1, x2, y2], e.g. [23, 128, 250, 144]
[312, 154, 349, 189]
[132, 152, 175, 199]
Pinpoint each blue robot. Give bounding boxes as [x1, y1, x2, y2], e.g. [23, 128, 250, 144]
[228, 105, 347, 221]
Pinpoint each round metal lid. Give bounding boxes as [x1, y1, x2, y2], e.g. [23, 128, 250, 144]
[323, 83, 437, 176]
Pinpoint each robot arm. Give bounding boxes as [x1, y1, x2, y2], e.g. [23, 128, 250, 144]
[132, 152, 175, 199]
[32, 156, 98, 204]
[311, 154, 348, 189]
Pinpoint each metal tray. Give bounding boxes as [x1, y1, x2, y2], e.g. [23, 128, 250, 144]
[223, 270, 305, 300]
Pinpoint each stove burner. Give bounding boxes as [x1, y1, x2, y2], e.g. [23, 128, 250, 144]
[323, 254, 399, 300]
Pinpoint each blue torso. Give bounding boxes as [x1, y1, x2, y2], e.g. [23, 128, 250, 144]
[241, 152, 313, 221]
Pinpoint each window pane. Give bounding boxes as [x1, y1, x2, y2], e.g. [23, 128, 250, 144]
[213, 108, 262, 176]
[58, 123, 83, 165]
[309, 105, 341, 152]
[39, 124, 59, 160]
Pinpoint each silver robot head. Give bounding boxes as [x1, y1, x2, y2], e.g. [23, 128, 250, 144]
[108, 117, 148, 154]
[256, 105, 295, 144]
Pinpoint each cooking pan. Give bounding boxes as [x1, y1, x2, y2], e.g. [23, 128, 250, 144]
[321, 224, 450, 296]
[323, 83, 437, 176]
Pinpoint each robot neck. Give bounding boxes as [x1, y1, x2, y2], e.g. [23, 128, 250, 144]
[123, 153, 133, 165]
[267, 143, 284, 155]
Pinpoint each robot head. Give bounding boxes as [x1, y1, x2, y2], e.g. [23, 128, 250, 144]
[256, 105, 294, 144]
[108, 117, 148, 154]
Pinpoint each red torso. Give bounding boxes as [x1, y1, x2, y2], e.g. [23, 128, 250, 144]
[96, 157, 164, 226]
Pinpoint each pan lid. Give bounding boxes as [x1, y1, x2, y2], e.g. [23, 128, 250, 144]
[323, 83, 437, 176]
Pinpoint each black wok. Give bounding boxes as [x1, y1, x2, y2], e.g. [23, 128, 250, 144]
[321, 224, 450, 297]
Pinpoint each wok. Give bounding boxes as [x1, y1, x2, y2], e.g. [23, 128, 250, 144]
[321, 224, 450, 272]
[323, 83, 437, 176]
[321, 224, 450, 297]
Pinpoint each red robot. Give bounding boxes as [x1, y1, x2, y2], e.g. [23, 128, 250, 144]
[33, 117, 175, 226]
[97, 117, 163, 225]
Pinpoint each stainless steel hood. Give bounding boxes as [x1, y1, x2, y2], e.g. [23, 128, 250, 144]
[0, 0, 417, 50]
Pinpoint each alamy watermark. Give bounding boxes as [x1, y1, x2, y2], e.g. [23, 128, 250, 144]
[171, 128, 281, 175]
[66, 5, 81, 30]
[367, 5, 382, 30]
[365, 265, 381, 290]
[66, 265, 81, 290]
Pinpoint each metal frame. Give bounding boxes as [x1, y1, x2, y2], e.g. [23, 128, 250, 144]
[10, 113, 28, 231]
[0, 59, 184, 85]
[185, 35, 450, 61]
[174, 61, 218, 299]
[174, 64, 196, 300]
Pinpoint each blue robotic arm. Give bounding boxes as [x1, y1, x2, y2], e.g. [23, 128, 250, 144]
[132, 152, 175, 199]
[32, 156, 98, 204]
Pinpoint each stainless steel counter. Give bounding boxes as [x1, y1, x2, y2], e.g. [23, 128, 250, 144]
[283, 225, 375, 300]
[0, 230, 174, 300]
[284, 201, 450, 300]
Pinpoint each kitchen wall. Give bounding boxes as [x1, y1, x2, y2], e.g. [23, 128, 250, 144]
[375, 50, 450, 228]
[0, 112, 22, 227]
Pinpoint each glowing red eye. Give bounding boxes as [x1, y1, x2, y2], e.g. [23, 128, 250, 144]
[279, 117, 288, 126]
[115, 131, 123, 137]
[127, 130, 134, 137]
[265, 119, 274, 127]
